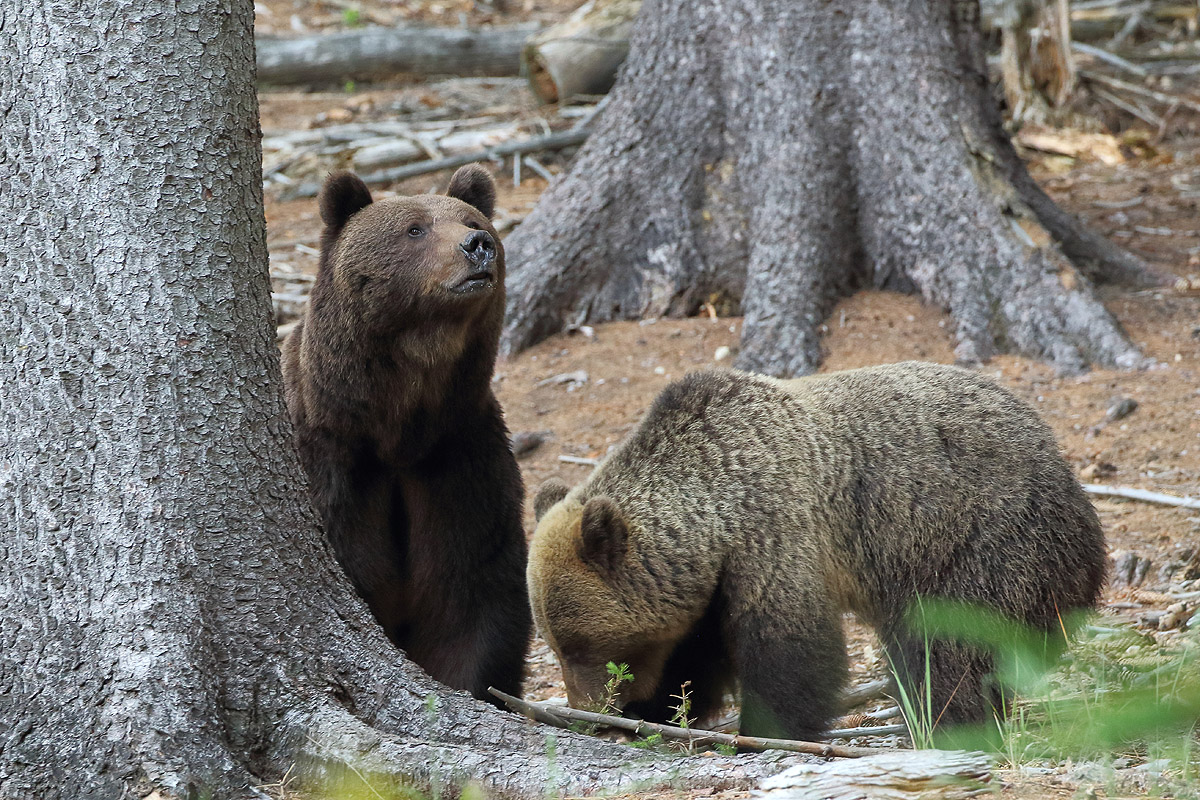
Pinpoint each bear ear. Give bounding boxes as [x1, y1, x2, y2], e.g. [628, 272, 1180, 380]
[446, 163, 496, 219]
[534, 478, 571, 522]
[578, 496, 629, 574]
[318, 171, 373, 231]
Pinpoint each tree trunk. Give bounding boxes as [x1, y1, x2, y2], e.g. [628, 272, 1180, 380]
[0, 3, 794, 797]
[501, 0, 1168, 378]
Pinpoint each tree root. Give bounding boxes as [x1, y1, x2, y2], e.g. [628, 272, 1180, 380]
[501, 0, 1161, 377]
[277, 697, 802, 800]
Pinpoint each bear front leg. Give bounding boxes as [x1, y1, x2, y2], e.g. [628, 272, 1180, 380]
[298, 434, 411, 638]
[728, 590, 848, 741]
[622, 596, 735, 727]
[398, 418, 531, 703]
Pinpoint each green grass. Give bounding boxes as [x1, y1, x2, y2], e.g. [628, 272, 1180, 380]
[894, 597, 1200, 792]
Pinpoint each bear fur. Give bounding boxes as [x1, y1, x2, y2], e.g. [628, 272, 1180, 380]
[282, 165, 530, 701]
[528, 362, 1105, 739]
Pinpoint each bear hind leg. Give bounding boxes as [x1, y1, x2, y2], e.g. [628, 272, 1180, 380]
[882, 626, 998, 731]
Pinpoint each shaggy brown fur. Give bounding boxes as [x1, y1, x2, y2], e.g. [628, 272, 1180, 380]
[282, 165, 530, 701]
[529, 363, 1105, 739]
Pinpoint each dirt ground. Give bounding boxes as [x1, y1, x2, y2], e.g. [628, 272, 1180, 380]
[256, 9, 1200, 796]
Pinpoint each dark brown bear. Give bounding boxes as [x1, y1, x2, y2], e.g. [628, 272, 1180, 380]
[282, 165, 530, 701]
[529, 363, 1105, 739]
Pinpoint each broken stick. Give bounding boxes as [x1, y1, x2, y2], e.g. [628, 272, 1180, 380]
[488, 688, 878, 758]
[285, 129, 590, 199]
[1082, 484, 1200, 510]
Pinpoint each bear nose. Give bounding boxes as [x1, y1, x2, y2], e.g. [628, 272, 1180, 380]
[460, 230, 496, 266]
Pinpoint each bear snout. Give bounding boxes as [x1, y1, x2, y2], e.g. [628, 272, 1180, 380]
[459, 230, 496, 267]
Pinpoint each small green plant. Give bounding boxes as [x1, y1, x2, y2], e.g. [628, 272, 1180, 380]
[887, 596, 940, 749]
[714, 742, 737, 756]
[597, 661, 634, 715]
[343, 79, 357, 94]
[342, 7, 362, 26]
[668, 680, 694, 730]
[887, 646, 937, 750]
[569, 662, 635, 736]
[666, 680, 701, 753]
[629, 732, 665, 749]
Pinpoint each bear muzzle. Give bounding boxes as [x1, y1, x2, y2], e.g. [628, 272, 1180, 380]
[450, 230, 498, 294]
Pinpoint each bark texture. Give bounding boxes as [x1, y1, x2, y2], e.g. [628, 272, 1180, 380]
[0, 3, 796, 797]
[501, 0, 1166, 377]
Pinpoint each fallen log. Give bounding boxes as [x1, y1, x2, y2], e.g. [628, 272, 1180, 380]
[755, 749, 994, 800]
[522, 0, 639, 103]
[257, 23, 539, 85]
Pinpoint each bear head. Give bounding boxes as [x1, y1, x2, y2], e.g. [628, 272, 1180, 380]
[527, 478, 699, 713]
[314, 163, 503, 336]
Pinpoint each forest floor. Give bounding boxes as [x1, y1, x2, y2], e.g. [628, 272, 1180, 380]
[256, 6, 1200, 798]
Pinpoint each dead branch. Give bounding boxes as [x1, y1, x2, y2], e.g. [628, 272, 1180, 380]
[824, 723, 909, 738]
[558, 455, 600, 466]
[1083, 484, 1200, 510]
[489, 689, 879, 758]
[841, 678, 894, 709]
[284, 129, 589, 198]
[1080, 69, 1200, 115]
[256, 24, 539, 85]
[1071, 41, 1149, 77]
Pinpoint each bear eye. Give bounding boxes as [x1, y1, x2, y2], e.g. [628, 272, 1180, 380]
[407, 225, 425, 237]
[464, 219, 481, 230]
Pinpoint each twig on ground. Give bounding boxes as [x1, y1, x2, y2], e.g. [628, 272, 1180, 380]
[841, 678, 894, 709]
[523, 155, 556, 182]
[489, 688, 879, 758]
[1083, 484, 1200, 510]
[1093, 87, 1163, 126]
[1081, 69, 1200, 114]
[824, 723, 910, 738]
[862, 706, 904, 722]
[558, 455, 600, 466]
[1071, 41, 1148, 76]
[285, 129, 590, 198]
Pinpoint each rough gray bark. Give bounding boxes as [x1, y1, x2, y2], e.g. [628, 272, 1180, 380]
[0, 3, 796, 798]
[256, 24, 538, 85]
[501, 0, 1168, 377]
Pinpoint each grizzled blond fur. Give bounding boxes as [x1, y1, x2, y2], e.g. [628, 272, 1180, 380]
[529, 362, 1105, 739]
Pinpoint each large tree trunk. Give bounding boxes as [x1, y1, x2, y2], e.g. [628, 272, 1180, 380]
[0, 3, 792, 797]
[501, 0, 1168, 377]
